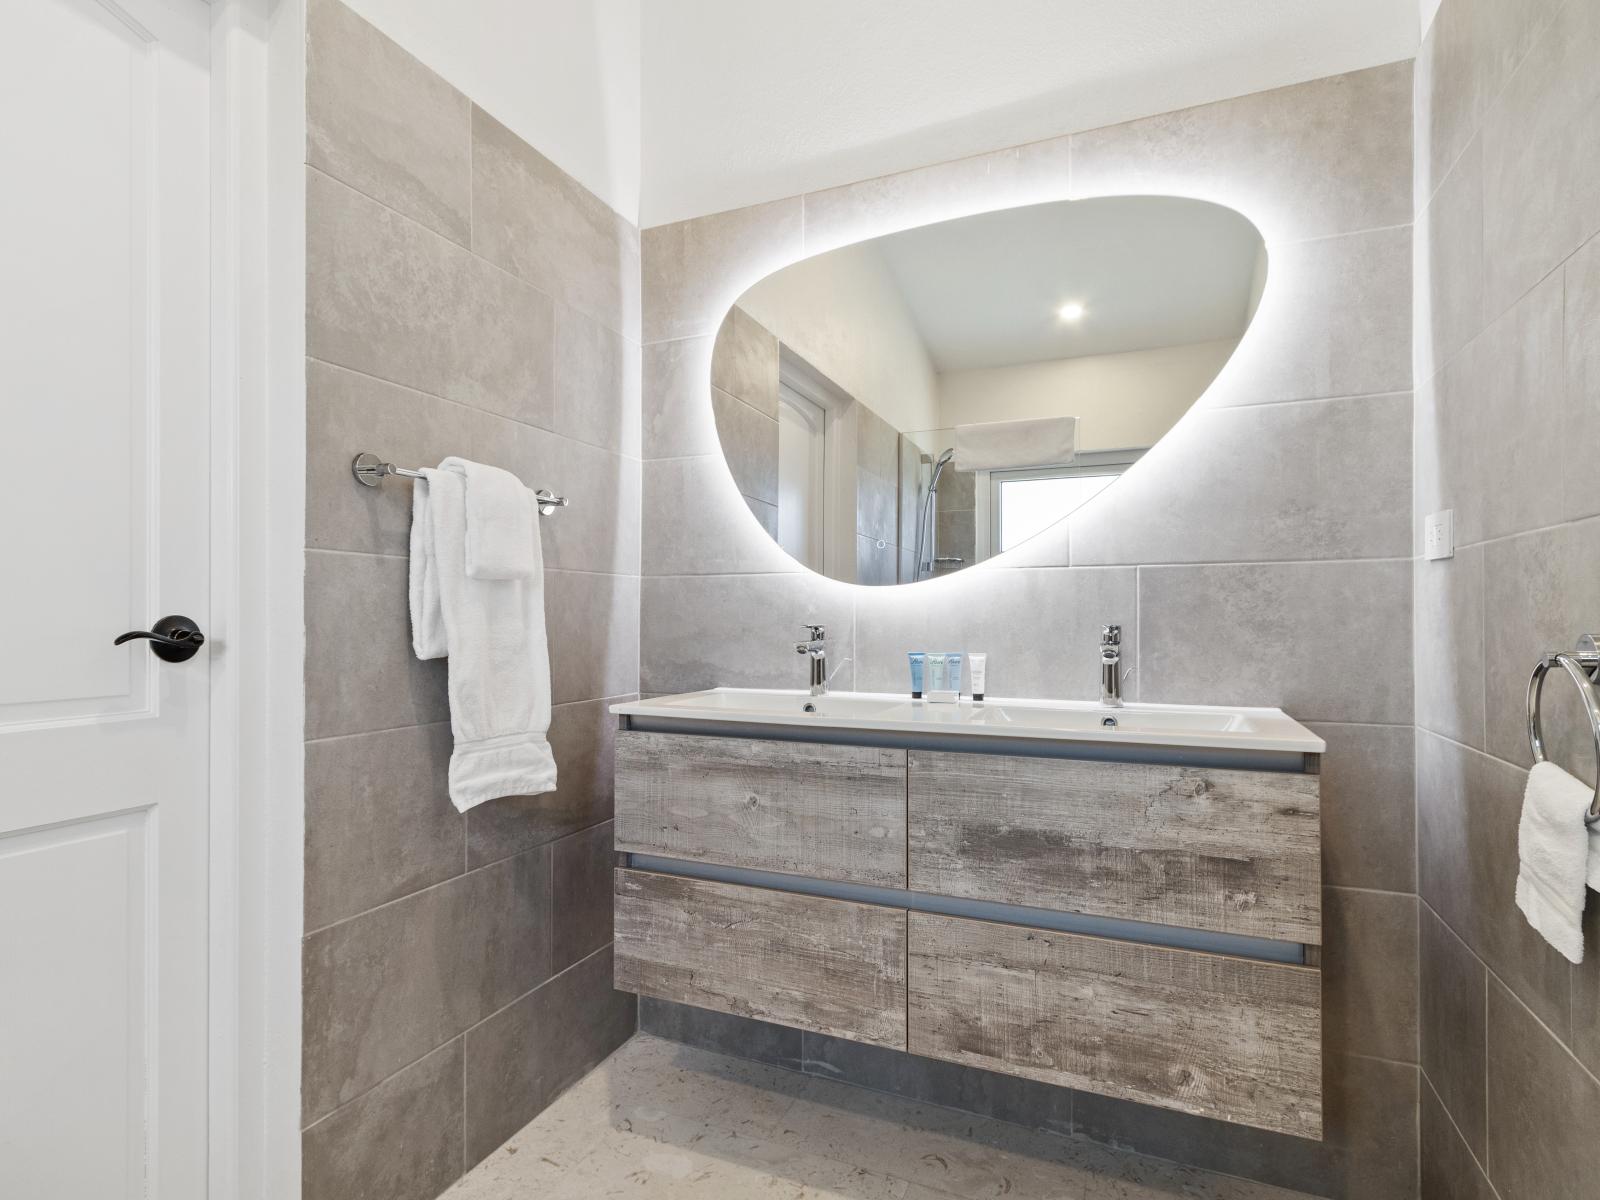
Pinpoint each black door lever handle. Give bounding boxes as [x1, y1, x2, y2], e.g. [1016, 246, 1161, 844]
[114, 615, 207, 663]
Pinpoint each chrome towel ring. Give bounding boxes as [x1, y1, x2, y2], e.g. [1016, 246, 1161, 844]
[1527, 634, 1600, 827]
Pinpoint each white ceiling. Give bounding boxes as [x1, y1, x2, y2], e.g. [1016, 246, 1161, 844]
[640, 0, 1418, 227]
[861, 196, 1264, 371]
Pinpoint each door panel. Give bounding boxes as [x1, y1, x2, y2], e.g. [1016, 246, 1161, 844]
[0, 0, 212, 1196]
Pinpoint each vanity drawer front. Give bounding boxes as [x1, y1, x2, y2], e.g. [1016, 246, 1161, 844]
[614, 869, 907, 1048]
[908, 912, 1322, 1139]
[615, 731, 908, 887]
[908, 751, 1320, 943]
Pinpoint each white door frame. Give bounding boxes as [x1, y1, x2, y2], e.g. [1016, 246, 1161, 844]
[207, 0, 305, 1196]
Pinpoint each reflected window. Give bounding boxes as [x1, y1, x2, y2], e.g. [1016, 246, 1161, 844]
[990, 451, 1143, 553]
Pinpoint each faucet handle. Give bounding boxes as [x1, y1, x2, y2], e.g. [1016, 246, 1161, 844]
[801, 623, 826, 641]
[1101, 624, 1121, 645]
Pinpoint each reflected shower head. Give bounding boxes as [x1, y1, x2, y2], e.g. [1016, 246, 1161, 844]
[928, 447, 955, 491]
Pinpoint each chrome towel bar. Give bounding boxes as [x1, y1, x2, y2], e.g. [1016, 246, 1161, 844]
[1527, 633, 1600, 826]
[351, 451, 569, 516]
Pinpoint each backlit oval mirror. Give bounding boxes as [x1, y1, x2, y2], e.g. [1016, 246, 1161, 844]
[710, 196, 1266, 584]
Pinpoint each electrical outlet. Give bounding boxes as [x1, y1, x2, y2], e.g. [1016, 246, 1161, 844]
[1424, 510, 1454, 561]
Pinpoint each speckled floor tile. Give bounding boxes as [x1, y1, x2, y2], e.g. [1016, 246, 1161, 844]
[445, 1035, 1318, 1200]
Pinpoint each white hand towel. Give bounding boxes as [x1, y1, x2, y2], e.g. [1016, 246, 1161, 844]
[1515, 761, 1593, 963]
[410, 462, 556, 812]
[447, 456, 536, 581]
[953, 416, 1076, 472]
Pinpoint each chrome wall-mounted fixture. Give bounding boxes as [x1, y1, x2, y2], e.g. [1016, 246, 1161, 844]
[351, 451, 569, 515]
[1527, 633, 1600, 826]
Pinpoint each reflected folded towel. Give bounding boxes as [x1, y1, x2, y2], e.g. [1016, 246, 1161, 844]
[1515, 761, 1593, 963]
[953, 416, 1077, 471]
[410, 460, 556, 812]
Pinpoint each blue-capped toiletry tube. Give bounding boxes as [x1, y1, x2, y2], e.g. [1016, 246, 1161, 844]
[947, 652, 964, 695]
[928, 653, 948, 692]
[908, 651, 926, 699]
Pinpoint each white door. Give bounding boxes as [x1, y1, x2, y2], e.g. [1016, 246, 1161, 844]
[777, 385, 826, 571]
[0, 0, 212, 1197]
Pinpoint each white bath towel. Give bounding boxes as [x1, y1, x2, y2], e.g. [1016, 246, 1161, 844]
[1515, 761, 1593, 963]
[456, 458, 536, 580]
[953, 416, 1077, 472]
[410, 461, 556, 812]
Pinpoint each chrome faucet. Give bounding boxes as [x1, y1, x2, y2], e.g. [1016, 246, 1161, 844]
[1100, 624, 1125, 708]
[795, 623, 829, 696]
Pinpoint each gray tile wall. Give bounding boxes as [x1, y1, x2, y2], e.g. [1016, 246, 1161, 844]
[1414, 1, 1600, 1197]
[301, 3, 637, 1198]
[639, 61, 1417, 1199]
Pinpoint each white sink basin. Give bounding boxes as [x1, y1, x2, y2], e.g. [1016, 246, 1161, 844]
[612, 688, 1324, 754]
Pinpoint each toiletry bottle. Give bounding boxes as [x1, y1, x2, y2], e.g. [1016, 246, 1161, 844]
[908, 652, 926, 699]
[947, 652, 964, 696]
[928, 653, 948, 693]
[969, 653, 987, 702]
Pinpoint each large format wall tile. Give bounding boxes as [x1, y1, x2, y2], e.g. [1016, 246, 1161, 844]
[304, 722, 463, 931]
[302, 1040, 464, 1200]
[1564, 235, 1600, 523]
[1483, 519, 1600, 772]
[306, 0, 470, 245]
[1414, 135, 1483, 384]
[711, 307, 779, 416]
[470, 107, 640, 340]
[639, 571, 855, 696]
[462, 946, 635, 1167]
[1486, 978, 1600, 1200]
[551, 301, 641, 458]
[1308, 722, 1415, 892]
[643, 198, 804, 342]
[641, 456, 797, 576]
[1420, 1080, 1495, 1200]
[1072, 62, 1412, 245]
[1206, 226, 1412, 407]
[643, 337, 719, 459]
[1420, 902, 1487, 1161]
[304, 550, 448, 740]
[305, 362, 476, 557]
[1069, 393, 1411, 565]
[301, 848, 552, 1123]
[1480, 0, 1600, 319]
[1414, 545, 1485, 749]
[1322, 887, 1418, 1063]
[854, 566, 1136, 699]
[465, 695, 624, 868]
[1413, 0, 1558, 206]
[1575, 905, 1600, 1079]
[308, 168, 556, 424]
[544, 570, 640, 706]
[551, 821, 615, 972]
[1139, 560, 1412, 724]
[709, 388, 779, 506]
[1416, 730, 1572, 1037]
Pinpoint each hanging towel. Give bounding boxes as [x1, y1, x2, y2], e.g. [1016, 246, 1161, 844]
[456, 458, 537, 580]
[953, 416, 1077, 472]
[410, 460, 556, 812]
[1515, 761, 1593, 963]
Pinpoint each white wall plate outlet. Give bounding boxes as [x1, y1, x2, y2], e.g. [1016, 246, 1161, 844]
[1424, 510, 1454, 561]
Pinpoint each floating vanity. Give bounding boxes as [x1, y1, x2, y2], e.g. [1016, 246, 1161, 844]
[610, 688, 1326, 1140]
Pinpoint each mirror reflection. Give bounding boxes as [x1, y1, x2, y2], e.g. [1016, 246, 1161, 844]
[710, 196, 1267, 585]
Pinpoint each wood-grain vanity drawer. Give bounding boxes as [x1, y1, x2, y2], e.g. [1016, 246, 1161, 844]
[907, 750, 1320, 943]
[615, 731, 908, 887]
[907, 911, 1322, 1139]
[614, 869, 908, 1048]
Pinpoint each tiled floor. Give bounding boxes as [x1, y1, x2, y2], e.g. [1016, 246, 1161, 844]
[446, 1035, 1320, 1200]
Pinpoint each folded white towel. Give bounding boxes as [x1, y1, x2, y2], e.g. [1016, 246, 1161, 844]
[450, 456, 536, 581]
[410, 461, 556, 812]
[953, 416, 1077, 472]
[1515, 761, 1593, 963]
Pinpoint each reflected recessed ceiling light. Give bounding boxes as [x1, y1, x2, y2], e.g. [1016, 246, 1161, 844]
[1056, 301, 1085, 322]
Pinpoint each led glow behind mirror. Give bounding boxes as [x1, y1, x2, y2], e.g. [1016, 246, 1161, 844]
[709, 195, 1266, 585]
